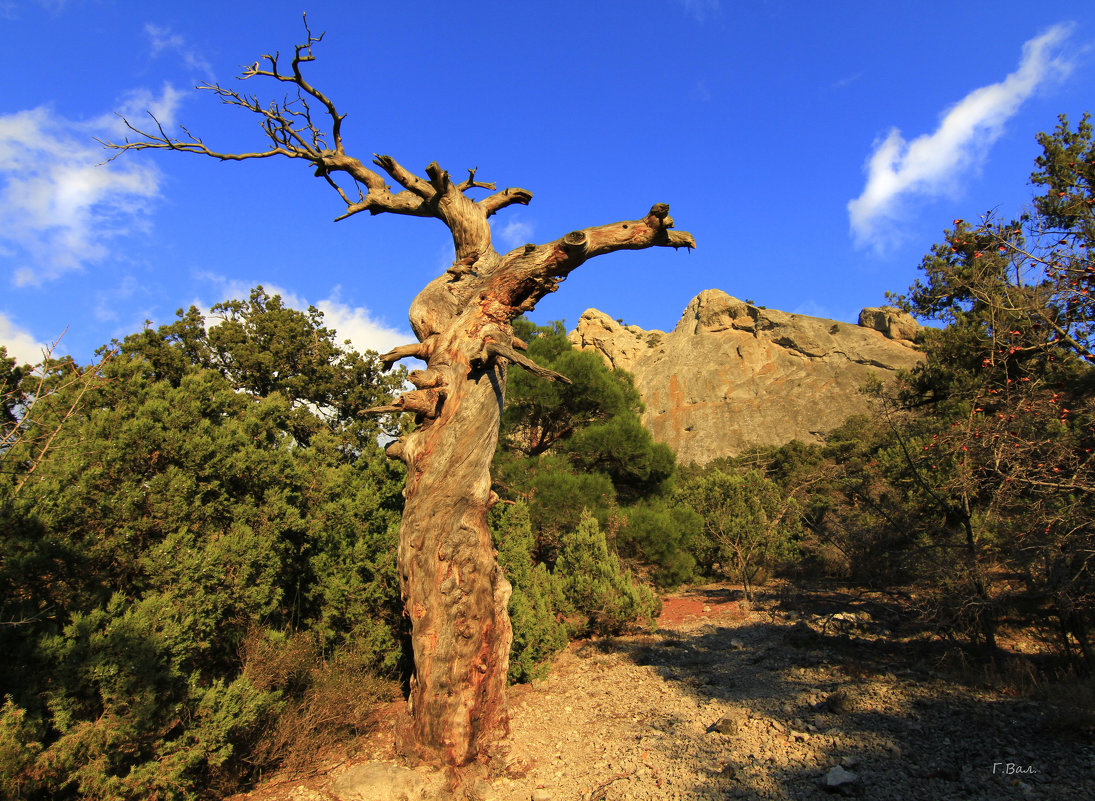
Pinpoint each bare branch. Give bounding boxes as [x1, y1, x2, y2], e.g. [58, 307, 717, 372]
[478, 187, 533, 218]
[425, 161, 452, 196]
[372, 154, 437, 201]
[479, 341, 572, 383]
[456, 168, 496, 193]
[379, 342, 430, 369]
[98, 112, 300, 163]
[565, 203, 697, 262]
[98, 20, 449, 225]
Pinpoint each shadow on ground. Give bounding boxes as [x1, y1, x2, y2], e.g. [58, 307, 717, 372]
[586, 583, 1093, 800]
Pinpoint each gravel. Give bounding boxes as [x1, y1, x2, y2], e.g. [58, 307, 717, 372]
[239, 586, 1095, 801]
[488, 596, 1093, 801]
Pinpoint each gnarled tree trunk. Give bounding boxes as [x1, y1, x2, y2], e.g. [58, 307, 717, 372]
[103, 19, 695, 767]
[378, 194, 693, 764]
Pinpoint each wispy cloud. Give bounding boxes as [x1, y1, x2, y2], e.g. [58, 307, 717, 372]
[829, 72, 863, 91]
[94, 274, 140, 323]
[689, 80, 712, 103]
[674, 0, 720, 22]
[144, 23, 214, 78]
[88, 83, 187, 137]
[1, 0, 76, 18]
[791, 300, 837, 321]
[0, 312, 50, 365]
[494, 218, 534, 251]
[0, 86, 183, 286]
[848, 23, 1074, 249]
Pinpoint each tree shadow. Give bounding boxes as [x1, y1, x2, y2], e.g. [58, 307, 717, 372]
[590, 587, 1092, 800]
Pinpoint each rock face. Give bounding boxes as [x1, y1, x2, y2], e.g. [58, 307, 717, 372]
[858, 306, 919, 342]
[568, 289, 922, 465]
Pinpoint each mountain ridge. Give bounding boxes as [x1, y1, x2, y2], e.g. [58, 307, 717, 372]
[567, 289, 922, 464]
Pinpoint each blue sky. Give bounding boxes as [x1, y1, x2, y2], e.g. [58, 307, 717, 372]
[3, 0, 1094, 365]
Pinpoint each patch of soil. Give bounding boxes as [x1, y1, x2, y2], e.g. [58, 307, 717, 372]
[656, 586, 748, 627]
[230, 582, 1094, 801]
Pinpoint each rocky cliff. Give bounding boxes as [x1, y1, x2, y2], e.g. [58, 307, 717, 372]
[567, 289, 922, 465]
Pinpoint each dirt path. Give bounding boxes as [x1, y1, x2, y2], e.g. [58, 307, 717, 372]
[235, 584, 1094, 800]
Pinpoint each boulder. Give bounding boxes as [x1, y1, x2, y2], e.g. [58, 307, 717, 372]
[568, 290, 922, 464]
[857, 306, 919, 342]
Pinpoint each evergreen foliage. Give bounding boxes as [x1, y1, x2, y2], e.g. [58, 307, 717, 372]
[0, 291, 407, 799]
[879, 114, 1095, 657]
[618, 500, 701, 588]
[490, 502, 568, 682]
[495, 319, 695, 586]
[555, 510, 661, 636]
[675, 469, 800, 600]
[769, 115, 1095, 667]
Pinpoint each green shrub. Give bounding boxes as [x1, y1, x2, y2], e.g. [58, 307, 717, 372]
[30, 594, 283, 800]
[0, 698, 43, 800]
[676, 468, 801, 600]
[0, 291, 408, 799]
[619, 500, 701, 588]
[491, 502, 567, 682]
[556, 510, 660, 636]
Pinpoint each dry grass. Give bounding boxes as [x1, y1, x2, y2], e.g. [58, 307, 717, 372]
[241, 629, 398, 776]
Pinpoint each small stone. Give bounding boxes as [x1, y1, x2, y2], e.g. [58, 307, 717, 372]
[822, 765, 861, 795]
[707, 712, 744, 735]
[825, 690, 852, 715]
[330, 762, 441, 801]
[729, 638, 745, 650]
[470, 779, 495, 800]
[790, 730, 811, 742]
[531, 789, 553, 801]
[703, 605, 712, 612]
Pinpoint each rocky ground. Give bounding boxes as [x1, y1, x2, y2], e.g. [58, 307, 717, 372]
[231, 583, 1095, 801]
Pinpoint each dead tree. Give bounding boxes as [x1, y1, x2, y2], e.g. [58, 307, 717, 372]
[103, 19, 694, 767]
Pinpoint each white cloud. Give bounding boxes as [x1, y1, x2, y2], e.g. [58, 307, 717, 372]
[86, 83, 186, 137]
[317, 294, 411, 356]
[0, 313, 50, 365]
[848, 24, 1074, 249]
[194, 273, 413, 356]
[0, 86, 183, 285]
[144, 23, 214, 78]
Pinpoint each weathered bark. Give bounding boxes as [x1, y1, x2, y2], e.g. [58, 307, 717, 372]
[379, 197, 693, 764]
[100, 19, 695, 767]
